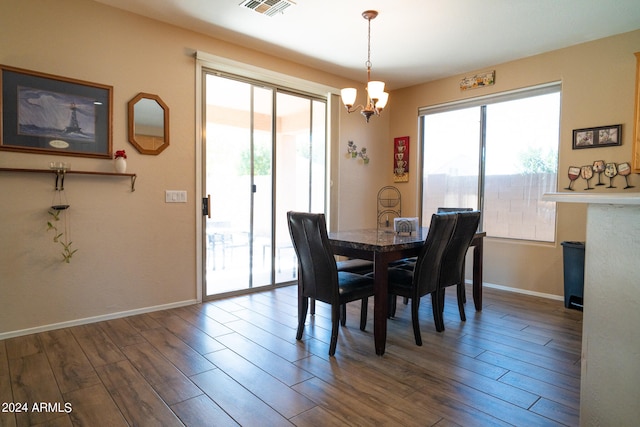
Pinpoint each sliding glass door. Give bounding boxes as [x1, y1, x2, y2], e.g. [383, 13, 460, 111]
[203, 72, 326, 298]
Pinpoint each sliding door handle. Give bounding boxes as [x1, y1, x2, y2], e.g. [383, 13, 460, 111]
[202, 195, 211, 218]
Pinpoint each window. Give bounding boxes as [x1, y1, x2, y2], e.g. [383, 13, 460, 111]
[420, 84, 560, 242]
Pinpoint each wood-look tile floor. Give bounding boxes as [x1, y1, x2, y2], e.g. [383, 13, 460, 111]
[0, 284, 582, 426]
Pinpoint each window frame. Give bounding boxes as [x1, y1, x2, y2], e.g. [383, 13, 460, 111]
[418, 82, 561, 242]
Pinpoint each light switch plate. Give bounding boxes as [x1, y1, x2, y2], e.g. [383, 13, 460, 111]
[165, 190, 187, 203]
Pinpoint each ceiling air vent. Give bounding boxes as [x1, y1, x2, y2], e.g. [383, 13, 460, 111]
[240, 0, 296, 17]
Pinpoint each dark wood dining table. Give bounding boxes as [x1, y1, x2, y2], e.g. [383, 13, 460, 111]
[328, 227, 486, 355]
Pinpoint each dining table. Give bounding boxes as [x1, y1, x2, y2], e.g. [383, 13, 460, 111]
[328, 227, 486, 355]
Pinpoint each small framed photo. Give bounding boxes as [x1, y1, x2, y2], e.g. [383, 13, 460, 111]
[572, 124, 621, 149]
[1, 65, 112, 158]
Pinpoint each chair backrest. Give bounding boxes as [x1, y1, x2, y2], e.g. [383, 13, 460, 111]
[437, 207, 473, 213]
[439, 211, 481, 288]
[412, 213, 457, 297]
[287, 211, 338, 303]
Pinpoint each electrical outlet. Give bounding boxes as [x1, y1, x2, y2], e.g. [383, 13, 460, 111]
[165, 190, 187, 203]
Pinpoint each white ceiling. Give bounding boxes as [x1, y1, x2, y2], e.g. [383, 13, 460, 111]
[94, 0, 640, 90]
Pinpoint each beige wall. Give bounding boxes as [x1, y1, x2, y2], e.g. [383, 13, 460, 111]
[1, 0, 638, 336]
[390, 30, 640, 296]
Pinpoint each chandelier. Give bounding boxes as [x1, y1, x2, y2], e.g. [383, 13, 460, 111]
[341, 10, 389, 123]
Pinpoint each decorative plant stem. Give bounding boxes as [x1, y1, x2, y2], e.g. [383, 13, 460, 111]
[47, 206, 77, 263]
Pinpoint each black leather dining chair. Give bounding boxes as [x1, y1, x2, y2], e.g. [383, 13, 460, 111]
[309, 258, 374, 317]
[336, 258, 374, 274]
[287, 211, 375, 356]
[386, 212, 457, 346]
[437, 207, 473, 213]
[433, 210, 481, 331]
[394, 208, 472, 272]
[435, 207, 474, 303]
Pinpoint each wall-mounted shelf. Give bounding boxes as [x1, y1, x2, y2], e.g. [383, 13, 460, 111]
[0, 167, 137, 191]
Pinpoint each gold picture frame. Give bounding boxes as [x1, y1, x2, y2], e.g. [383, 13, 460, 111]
[0, 65, 112, 159]
[633, 52, 640, 173]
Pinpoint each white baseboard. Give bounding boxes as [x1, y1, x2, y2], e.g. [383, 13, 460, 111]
[0, 299, 198, 341]
[477, 281, 564, 301]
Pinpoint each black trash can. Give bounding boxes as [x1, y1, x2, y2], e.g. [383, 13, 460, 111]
[561, 241, 585, 310]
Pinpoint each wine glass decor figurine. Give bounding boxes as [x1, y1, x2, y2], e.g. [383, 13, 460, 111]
[565, 166, 580, 191]
[580, 165, 594, 190]
[604, 162, 617, 188]
[617, 162, 634, 189]
[592, 160, 605, 186]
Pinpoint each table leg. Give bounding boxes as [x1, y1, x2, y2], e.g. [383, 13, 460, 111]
[472, 237, 483, 311]
[373, 252, 389, 356]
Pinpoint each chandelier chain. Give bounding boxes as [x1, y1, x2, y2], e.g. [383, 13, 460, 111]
[366, 16, 372, 72]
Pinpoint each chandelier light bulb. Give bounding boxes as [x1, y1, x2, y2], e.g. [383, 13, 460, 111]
[367, 81, 385, 102]
[340, 88, 357, 107]
[376, 92, 389, 110]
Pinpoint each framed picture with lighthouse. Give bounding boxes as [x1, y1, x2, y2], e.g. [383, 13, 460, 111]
[0, 65, 112, 158]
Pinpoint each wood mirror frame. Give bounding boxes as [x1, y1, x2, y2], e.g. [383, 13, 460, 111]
[633, 52, 640, 173]
[128, 92, 169, 155]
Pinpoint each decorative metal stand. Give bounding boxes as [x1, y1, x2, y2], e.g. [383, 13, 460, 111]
[395, 219, 414, 235]
[377, 186, 401, 229]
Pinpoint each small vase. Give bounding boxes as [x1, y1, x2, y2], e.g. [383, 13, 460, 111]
[114, 157, 127, 173]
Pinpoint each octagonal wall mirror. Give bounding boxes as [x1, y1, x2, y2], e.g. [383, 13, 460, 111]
[128, 92, 169, 155]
